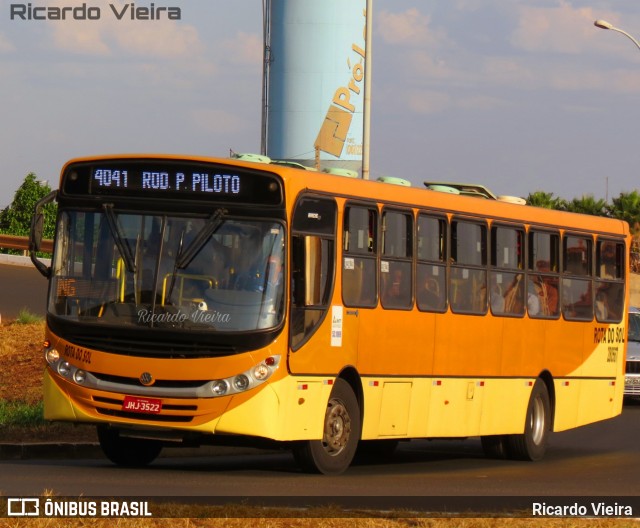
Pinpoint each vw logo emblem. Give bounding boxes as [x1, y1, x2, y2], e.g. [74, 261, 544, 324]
[139, 372, 154, 386]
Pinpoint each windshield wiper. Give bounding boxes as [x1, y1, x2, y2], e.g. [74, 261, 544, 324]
[165, 208, 227, 305]
[175, 208, 227, 270]
[103, 204, 136, 273]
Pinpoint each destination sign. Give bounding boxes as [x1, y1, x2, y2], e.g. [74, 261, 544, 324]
[61, 159, 283, 205]
[92, 168, 241, 195]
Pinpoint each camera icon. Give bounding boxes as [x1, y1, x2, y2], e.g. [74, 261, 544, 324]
[7, 498, 40, 517]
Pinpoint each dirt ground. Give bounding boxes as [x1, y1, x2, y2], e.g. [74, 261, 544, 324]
[0, 321, 98, 442]
[0, 322, 45, 404]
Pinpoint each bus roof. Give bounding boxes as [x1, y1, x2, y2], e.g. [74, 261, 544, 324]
[58, 153, 630, 238]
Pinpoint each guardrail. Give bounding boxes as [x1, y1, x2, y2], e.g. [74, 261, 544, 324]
[0, 234, 53, 253]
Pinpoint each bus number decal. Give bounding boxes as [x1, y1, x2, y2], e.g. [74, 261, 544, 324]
[593, 326, 625, 345]
[64, 344, 92, 365]
[331, 306, 343, 347]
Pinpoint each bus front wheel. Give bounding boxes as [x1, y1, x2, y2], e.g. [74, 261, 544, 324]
[506, 378, 551, 461]
[292, 378, 361, 475]
[97, 426, 163, 467]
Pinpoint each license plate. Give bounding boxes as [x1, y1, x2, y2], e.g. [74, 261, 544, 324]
[122, 395, 162, 414]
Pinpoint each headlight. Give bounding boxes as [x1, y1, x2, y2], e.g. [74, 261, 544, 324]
[233, 374, 250, 391]
[208, 355, 281, 398]
[58, 361, 72, 377]
[45, 348, 60, 365]
[44, 344, 91, 387]
[211, 380, 229, 396]
[253, 363, 270, 381]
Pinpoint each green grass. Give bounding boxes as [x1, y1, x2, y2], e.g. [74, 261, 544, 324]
[15, 307, 44, 324]
[0, 400, 45, 426]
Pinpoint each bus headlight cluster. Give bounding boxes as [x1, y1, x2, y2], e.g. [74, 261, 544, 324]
[44, 345, 87, 385]
[209, 355, 280, 398]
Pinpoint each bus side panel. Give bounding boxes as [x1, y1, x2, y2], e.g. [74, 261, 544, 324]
[287, 306, 359, 376]
[216, 376, 332, 440]
[431, 314, 502, 378]
[477, 378, 532, 436]
[356, 310, 434, 376]
[43, 370, 85, 422]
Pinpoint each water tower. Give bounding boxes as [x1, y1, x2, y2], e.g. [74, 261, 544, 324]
[262, 0, 369, 176]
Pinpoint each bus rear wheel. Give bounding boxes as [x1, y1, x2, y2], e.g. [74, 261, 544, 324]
[292, 378, 361, 475]
[506, 378, 551, 461]
[97, 426, 163, 467]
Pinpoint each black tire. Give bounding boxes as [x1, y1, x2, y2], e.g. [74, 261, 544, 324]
[480, 434, 509, 459]
[292, 378, 361, 475]
[97, 426, 163, 467]
[506, 378, 551, 461]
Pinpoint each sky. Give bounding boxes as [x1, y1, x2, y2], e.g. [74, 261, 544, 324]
[2, 0, 640, 209]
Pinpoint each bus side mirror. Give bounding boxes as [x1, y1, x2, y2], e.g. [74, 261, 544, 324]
[29, 190, 57, 278]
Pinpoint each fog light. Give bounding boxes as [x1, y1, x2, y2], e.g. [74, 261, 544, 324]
[74, 370, 86, 384]
[45, 348, 60, 365]
[233, 374, 250, 391]
[211, 380, 228, 396]
[58, 361, 72, 377]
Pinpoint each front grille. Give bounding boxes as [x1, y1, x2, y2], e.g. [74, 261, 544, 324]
[626, 361, 640, 375]
[92, 372, 208, 389]
[69, 335, 235, 358]
[93, 396, 197, 423]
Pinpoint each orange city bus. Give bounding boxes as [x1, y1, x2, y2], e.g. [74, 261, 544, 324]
[30, 153, 629, 475]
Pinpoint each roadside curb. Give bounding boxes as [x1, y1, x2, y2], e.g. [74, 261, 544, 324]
[0, 442, 277, 461]
[0, 442, 102, 460]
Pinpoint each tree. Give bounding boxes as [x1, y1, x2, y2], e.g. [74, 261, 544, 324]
[0, 173, 57, 250]
[526, 191, 566, 210]
[607, 191, 640, 233]
[564, 194, 608, 217]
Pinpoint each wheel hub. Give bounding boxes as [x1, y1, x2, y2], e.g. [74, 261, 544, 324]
[323, 399, 351, 455]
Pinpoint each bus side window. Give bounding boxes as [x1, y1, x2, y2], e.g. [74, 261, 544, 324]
[562, 235, 593, 321]
[416, 214, 447, 312]
[343, 205, 377, 307]
[594, 239, 625, 323]
[450, 219, 487, 314]
[380, 210, 412, 309]
[490, 225, 525, 317]
[528, 230, 560, 318]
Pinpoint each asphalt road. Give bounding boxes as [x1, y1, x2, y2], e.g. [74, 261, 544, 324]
[1, 403, 639, 512]
[0, 259, 48, 319]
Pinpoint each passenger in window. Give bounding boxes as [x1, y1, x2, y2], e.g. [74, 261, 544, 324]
[422, 277, 442, 310]
[595, 290, 609, 320]
[389, 269, 403, 298]
[503, 275, 524, 314]
[527, 278, 540, 316]
[600, 244, 617, 279]
[531, 261, 559, 317]
[489, 279, 504, 313]
[383, 267, 408, 307]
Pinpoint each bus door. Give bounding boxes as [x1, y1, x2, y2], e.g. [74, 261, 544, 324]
[288, 196, 343, 372]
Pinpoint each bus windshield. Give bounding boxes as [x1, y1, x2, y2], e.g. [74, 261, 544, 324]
[49, 209, 286, 332]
